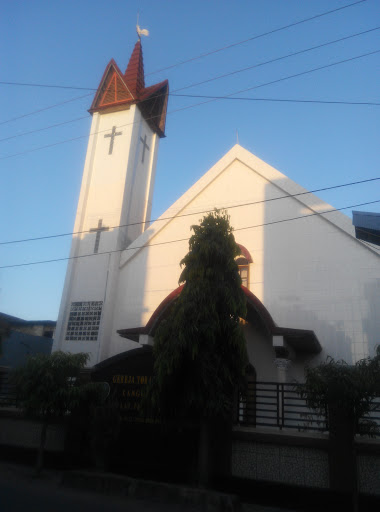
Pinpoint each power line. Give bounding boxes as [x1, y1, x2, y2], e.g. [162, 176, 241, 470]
[170, 49, 380, 115]
[0, 1, 369, 96]
[1, 198, 379, 270]
[1, 95, 378, 147]
[1, 49, 378, 161]
[173, 26, 380, 93]
[172, 95, 380, 107]
[1, 26, 377, 144]
[146, 0, 369, 76]
[2, 26, 378, 107]
[0, 81, 96, 91]
[0, 116, 88, 143]
[0, 93, 93, 126]
[1, 176, 379, 246]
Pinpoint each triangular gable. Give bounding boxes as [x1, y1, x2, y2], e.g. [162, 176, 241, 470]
[90, 59, 133, 112]
[120, 144, 379, 268]
[99, 71, 133, 107]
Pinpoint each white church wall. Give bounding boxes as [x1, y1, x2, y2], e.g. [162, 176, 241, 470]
[110, 148, 379, 367]
[54, 102, 163, 365]
[244, 325, 276, 381]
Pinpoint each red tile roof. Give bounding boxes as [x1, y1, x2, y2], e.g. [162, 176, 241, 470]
[89, 40, 169, 137]
[124, 40, 145, 96]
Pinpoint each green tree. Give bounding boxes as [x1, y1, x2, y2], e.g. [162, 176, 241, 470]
[148, 210, 248, 483]
[11, 351, 104, 473]
[300, 348, 380, 510]
[301, 347, 380, 436]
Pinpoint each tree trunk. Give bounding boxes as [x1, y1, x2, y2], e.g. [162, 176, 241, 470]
[36, 419, 48, 475]
[198, 418, 209, 487]
[328, 404, 358, 511]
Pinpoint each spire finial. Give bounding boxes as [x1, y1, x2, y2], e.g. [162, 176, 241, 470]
[236, 129, 239, 145]
[136, 12, 149, 39]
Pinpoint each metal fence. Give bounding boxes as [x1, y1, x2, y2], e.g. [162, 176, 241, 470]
[1, 367, 379, 436]
[358, 397, 380, 436]
[237, 381, 328, 432]
[237, 381, 380, 436]
[0, 367, 17, 408]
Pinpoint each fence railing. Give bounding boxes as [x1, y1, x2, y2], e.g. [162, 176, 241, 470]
[237, 381, 328, 432]
[237, 381, 380, 436]
[0, 367, 17, 408]
[1, 367, 379, 436]
[358, 397, 380, 436]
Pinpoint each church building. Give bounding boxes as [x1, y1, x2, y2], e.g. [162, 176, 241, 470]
[53, 39, 380, 384]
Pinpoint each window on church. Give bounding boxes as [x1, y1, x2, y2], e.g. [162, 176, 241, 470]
[65, 301, 103, 342]
[236, 256, 250, 288]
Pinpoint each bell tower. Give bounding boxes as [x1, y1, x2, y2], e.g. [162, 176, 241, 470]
[53, 40, 169, 365]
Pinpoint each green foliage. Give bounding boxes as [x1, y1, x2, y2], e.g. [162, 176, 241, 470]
[149, 210, 248, 420]
[301, 346, 380, 434]
[10, 351, 105, 420]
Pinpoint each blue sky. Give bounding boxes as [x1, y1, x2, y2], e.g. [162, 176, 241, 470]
[1, 0, 379, 321]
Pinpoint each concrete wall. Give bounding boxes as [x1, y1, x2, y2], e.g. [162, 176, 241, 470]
[232, 432, 329, 489]
[0, 417, 65, 452]
[111, 146, 380, 368]
[231, 428, 380, 496]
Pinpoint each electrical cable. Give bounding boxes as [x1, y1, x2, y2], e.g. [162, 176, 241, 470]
[169, 49, 380, 115]
[2, 25, 377, 97]
[0, 81, 96, 91]
[1, 95, 378, 147]
[173, 26, 380, 93]
[0, 93, 93, 126]
[1, 198, 379, 269]
[0, 1, 369, 95]
[146, 0, 369, 76]
[1, 26, 378, 144]
[172, 95, 380, 106]
[1, 176, 379, 246]
[0, 116, 88, 143]
[1, 49, 378, 161]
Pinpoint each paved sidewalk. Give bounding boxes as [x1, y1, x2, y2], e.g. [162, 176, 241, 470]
[0, 462, 300, 512]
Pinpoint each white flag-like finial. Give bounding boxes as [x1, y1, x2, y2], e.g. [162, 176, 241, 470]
[137, 25, 149, 38]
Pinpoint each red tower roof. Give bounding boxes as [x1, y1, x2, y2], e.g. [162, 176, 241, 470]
[89, 40, 169, 137]
[124, 40, 145, 96]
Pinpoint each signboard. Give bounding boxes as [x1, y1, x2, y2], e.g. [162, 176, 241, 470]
[92, 346, 155, 422]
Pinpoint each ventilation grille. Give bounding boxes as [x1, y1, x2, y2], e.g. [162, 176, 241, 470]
[100, 72, 132, 107]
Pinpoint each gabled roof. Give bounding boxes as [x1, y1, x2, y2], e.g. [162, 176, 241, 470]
[120, 144, 379, 268]
[117, 285, 321, 354]
[89, 40, 169, 137]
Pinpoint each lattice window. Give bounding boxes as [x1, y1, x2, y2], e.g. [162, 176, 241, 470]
[65, 301, 103, 341]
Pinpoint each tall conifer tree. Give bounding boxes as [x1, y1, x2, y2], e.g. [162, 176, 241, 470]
[151, 210, 248, 421]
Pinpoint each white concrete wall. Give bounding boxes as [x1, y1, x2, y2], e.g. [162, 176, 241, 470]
[110, 146, 380, 371]
[54, 104, 161, 365]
